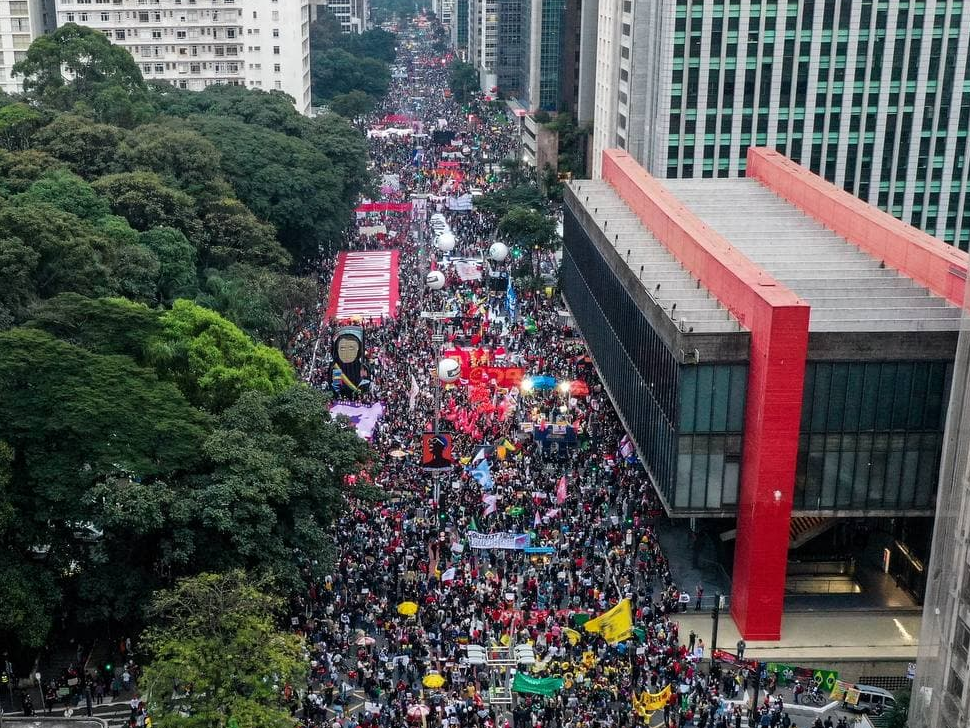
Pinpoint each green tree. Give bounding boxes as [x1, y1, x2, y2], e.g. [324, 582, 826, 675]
[25, 293, 163, 359]
[449, 61, 479, 103]
[200, 198, 290, 271]
[0, 102, 45, 151]
[339, 28, 398, 64]
[152, 84, 309, 139]
[476, 183, 546, 218]
[92, 171, 202, 240]
[312, 48, 390, 102]
[16, 170, 111, 221]
[33, 113, 125, 178]
[13, 24, 148, 121]
[149, 299, 296, 412]
[139, 227, 199, 304]
[328, 90, 376, 119]
[200, 263, 316, 348]
[0, 148, 65, 194]
[186, 116, 347, 259]
[884, 691, 910, 728]
[142, 571, 307, 728]
[0, 236, 40, 327]
[119, 123, 225, 194]
[498, 205, 559, 249]
[176, 386, 369, 584]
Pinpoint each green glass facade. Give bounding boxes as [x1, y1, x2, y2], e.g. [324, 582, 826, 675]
[538, 0, 566, 110]
[794, 360, 951, 511]
[623, 0, 970, 248]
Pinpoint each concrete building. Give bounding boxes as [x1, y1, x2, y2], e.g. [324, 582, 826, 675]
[558, 0, 596, 123]
[589, 0, 970, 248]
[432, 0, 452, 30]
[54, 0, 312, 114]
[519, 0, 565, 112]
[563, 146, 969, 640]
[466, 0, 497, 91]
[0, 0, 54, 93]
[313, 0, 367, 33]
[911, 280, 970, 726]
[449, 0, 467, 56]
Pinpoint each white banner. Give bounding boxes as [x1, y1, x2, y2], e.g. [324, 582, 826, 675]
[447, 194, 474, 212]
[467, 531, 531, 550]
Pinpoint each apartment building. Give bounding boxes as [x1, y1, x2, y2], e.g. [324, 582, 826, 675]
[590, 0, 970, 248]
[0, 0, 55, 93]
[54, 0, 312, 114]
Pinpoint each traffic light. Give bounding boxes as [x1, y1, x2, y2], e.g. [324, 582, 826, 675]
[104, 663, 113, 675]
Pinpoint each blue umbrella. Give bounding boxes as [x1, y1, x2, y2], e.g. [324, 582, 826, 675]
[531, 375, 556, 390]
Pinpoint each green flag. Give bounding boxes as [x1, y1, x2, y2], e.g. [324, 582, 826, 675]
[511, 673, 564, 697]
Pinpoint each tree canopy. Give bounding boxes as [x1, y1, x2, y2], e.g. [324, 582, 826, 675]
[142, 571, 306, 728]
[309, 12, 395, 109]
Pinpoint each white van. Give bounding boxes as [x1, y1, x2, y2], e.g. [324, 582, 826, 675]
[843, 685, 897, 715]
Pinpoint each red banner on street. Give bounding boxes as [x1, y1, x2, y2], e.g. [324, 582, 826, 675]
[327, 250, 400, 322]
[356, 202, 413, 214]
[468, 366, 525, 388]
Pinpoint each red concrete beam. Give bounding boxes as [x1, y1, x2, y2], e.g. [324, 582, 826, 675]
[746, 147, 969, 307]
[600, 148, 810, 640]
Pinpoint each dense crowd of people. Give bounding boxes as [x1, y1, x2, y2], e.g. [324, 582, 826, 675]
[283, 15, 787, 728]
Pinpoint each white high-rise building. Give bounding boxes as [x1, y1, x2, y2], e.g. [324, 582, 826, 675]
[313, 0, 367, 33]
[0, 0, 55, 93]
[54, 0, 312, 114]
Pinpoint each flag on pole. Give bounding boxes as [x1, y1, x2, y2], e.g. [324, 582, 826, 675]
[482, 494, 498, 516]
[467, 459, 494, 491]
[409, 373, 420, 412]
[583, 598, 634, 644]
[534, 510, 541, 528]
[441, 567, 456, 582]
[556, 475, 567, 504]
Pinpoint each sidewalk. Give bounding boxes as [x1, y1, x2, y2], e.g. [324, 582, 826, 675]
[674, 610, 919, 662]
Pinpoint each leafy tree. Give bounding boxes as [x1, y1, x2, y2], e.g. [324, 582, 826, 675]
[476, 183, 546, 218]
[92, 171, 202, 240]
[0, 202, 118, 301]
[200, 198, 290, 271]
[340, 28, 398, 64]
[312, 48, 390, 102]
[15, 170, 111, 221]
[151, 83, 308, 139]
[0, 149, 64, 195]
[149, 299, 296, 412]
[884, 691, 910, 728]
[141, 571, 306, 728]
[497, 205, 559, 250]
[13, 24, 148, 121]
[0, 237, 39, 326]
[186, 116, 347, 259]
[449, 61, 479, 103]
[200, 264, 315, 347]
[111, 242, 162, 304]
[302, 113, 372, 211]
[139, 227, 199, 304]
[25, 293, 162, 359]
[328, 90, 376, 119]
[33, 113, 125, 178]
[0, 102, 45, 151]
[119, 123, 225, 194]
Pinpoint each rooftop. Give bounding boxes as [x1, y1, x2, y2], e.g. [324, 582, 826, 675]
[662, 178, 962, 333]
[571, 179, 745, 335]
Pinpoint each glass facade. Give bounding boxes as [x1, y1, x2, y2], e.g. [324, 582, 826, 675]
[676, 364, 747, 509]
[655, 0, 970, 248]
[793, 361, 950, 511]
[538, 0, 566, 110]
[562, 209, 680, 501]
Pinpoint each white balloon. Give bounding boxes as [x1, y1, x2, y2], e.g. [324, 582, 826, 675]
[435, 231, 457, 252]
[437, 358, 461, 383]
[488, 242, 510, 262]
[426, 270, 446, 290]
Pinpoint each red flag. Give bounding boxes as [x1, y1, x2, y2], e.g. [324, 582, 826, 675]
[556, 476, 567, 504]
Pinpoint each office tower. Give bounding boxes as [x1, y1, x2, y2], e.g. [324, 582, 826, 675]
[911, 276, 970, 728]
[590, 0, 970, 248]
[450, 0, 467, 55]
[0, 0, 55, 93]
[519, 0, 565, 111]
[467, 0, 497, 91]
[558, 0, 597, 123]
[496, 0, 522, 96]
[314, 0, 368, 33]
[54, 0, 312, 114]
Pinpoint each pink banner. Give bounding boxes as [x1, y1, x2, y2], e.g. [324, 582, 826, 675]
[326, 250, 400, 322]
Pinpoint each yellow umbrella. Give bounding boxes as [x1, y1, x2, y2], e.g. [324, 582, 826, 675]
[422, 673, 446, 689]
[397, 601, 419, 616]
